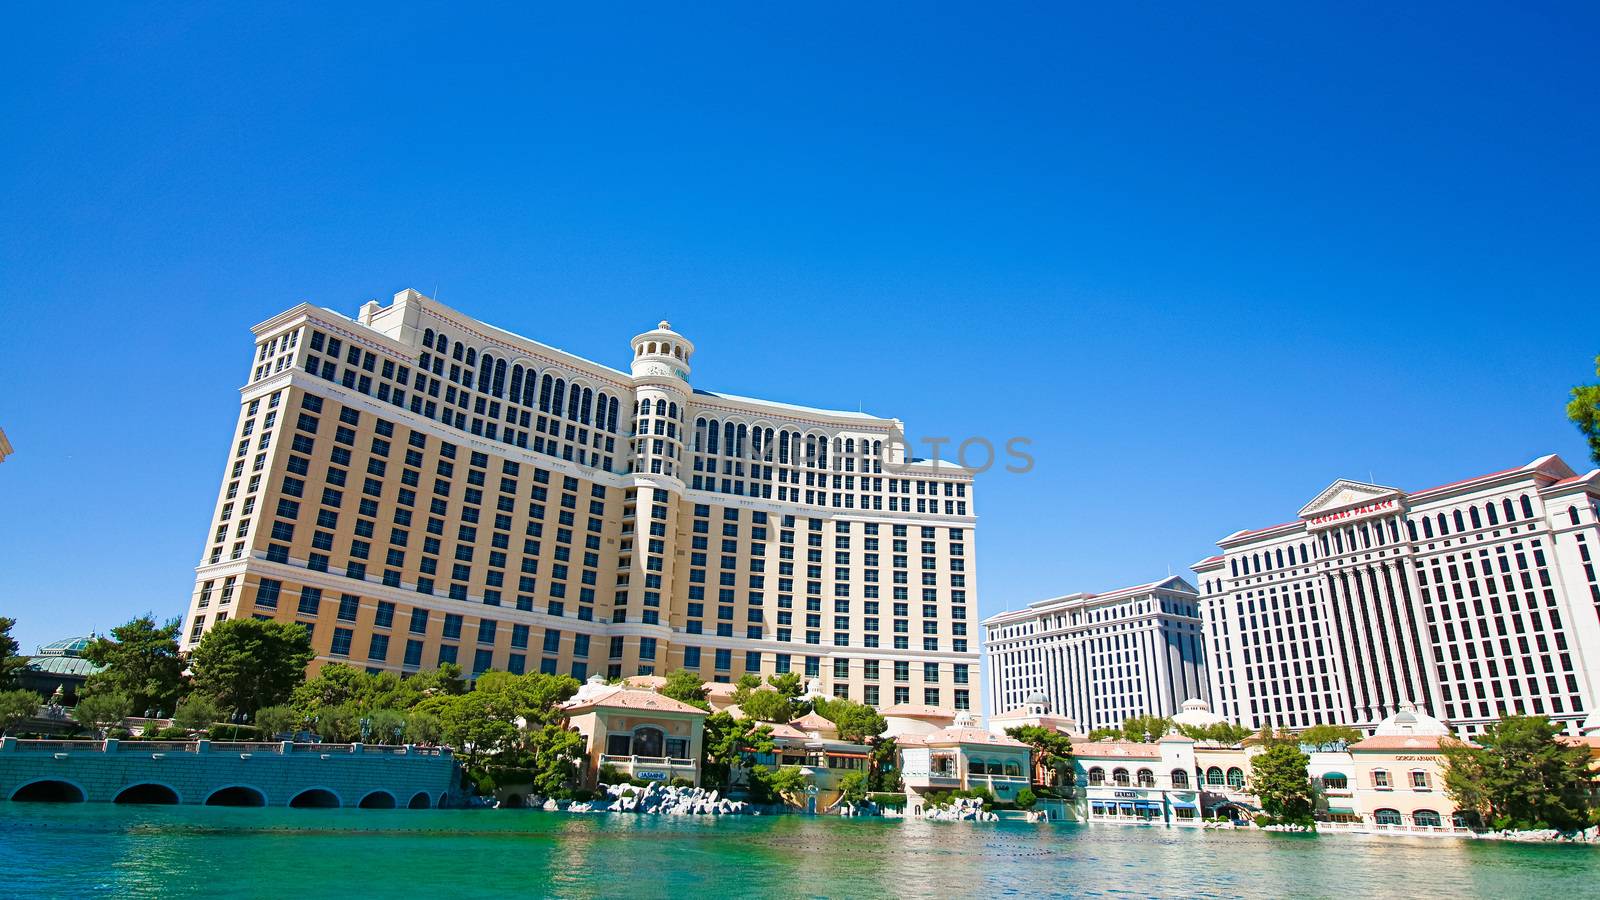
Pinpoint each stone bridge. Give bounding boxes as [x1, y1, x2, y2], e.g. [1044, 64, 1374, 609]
[0, 737, 459, 808]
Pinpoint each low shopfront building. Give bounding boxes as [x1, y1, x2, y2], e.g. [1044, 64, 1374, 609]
[1340, 706, 1470, 834]
[1073, 735, 1205, 826]
[900, 715, 1032, 812]
[563, 676, 707, 787]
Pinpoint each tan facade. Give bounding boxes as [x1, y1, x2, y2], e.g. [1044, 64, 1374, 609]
[180, 290, 979, 712]
[562, 681, 707, 787]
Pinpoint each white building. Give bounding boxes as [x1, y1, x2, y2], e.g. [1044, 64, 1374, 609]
[1193, 454, 1600, 735]
[982, 576, 1209, 732]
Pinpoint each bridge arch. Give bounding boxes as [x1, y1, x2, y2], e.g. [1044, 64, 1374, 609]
[205, 784, 267, 807]
[10, 778, 87, 803]
[408, 791, 432, 809]
[357, 790, 396, 809]
[114, 783, 181, 805]
[289, 787, 342, 808]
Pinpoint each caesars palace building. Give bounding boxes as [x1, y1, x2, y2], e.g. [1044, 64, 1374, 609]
[1193, 454, 1600, 736]
[179, 289, 979, 711]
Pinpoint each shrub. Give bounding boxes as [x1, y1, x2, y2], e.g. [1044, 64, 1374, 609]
[669, 778, 695, 789]
[868, 792, 907, 810]
[253, 704, 301, 738]
[1016, 788, 1038, 810]
[172, 695, 221, 732]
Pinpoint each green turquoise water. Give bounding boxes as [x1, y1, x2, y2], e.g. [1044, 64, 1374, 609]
[2, 805, 1598, 898]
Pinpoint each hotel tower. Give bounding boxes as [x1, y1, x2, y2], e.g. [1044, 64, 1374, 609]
[179, 290, 978, 711]
[982, 576, 1210, 729]
[1194, 454, 1600, 736]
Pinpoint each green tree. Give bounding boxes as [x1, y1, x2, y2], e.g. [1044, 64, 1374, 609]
[0, 617, 28, 688]
[728, 673, 762, 709]
[1119, 715, 1175, 743]
[1177, 721, 1255, 745]
[738, 686, 795, 723]
[172, 694, 221, 732]
[1006, 725, 1075, 787]
[1443, 715, 1595, 831]
[415, 672, 580, 774]
[659, 669, 710, 710]
[814, 697, 887, 743]
[1298, 723, 1362, 752]
[748, 764, 810, 805]
[81, 615, 186, 716]
[254, 704, 303, 738]
[188, 619, 314, 718]
[404, 710, 442, 745]
[868, 737, 901, 792]
[289, 663, 376, 715]
[1251, 741, 1314, 824]
[1087, 727, 1123, 741]
[366, 708, 408, 744]
[701, 711, 776, 788]
[1568, 357, 1600, 465]
[315, 702, 364, 742]
[528, 723, 586, 796]
[73, 690, 133, 737]
[1015, 787, 1038, 810]
[767, 671, 805, 702]
[836, 770, 869, 805]
[0, 688, 39, 735]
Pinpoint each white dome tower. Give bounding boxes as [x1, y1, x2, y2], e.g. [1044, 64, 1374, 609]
[627, 321, 694, 481]
[630, 320, 694, 382]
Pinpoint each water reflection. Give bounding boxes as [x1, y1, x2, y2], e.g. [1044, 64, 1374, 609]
[2, 804, 1598, 899]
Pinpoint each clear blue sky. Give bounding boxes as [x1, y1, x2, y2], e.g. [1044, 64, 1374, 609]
[3, 3, 1597, 653]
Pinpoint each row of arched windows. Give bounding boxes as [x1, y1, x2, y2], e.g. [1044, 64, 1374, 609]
[1232, 543, 1312, 578]
[1226, 494, 1544, 580]
[693, 419, 884, 469]
[421, 327, 624, 434]
[636, 339, 688, 361]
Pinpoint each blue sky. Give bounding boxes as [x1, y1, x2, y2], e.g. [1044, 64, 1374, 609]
[2, 3, 1597, 652]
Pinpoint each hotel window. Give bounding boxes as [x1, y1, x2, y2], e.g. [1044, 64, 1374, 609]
[1226, 767, 1245, 789]
[1409, 770, 1430, 790]
[330, 627, 353, 657]
[1372, 769, 1391, 789]
[368, 633, 389, 662]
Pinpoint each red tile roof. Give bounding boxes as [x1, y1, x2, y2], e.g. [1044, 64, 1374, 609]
[563, 686, 708, 716]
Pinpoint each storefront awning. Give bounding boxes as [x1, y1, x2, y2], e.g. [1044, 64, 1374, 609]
[1133, 801, 1161, 810]
[1326, 807, 1355, 815]
[1168, 800, 1197, 810]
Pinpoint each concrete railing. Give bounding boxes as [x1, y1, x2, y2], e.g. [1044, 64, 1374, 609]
[1, 737, 451, 758]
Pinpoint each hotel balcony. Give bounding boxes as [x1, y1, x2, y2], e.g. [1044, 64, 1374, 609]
[600, 754, 699, 784]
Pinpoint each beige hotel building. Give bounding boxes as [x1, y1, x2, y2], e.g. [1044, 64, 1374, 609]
[1193, 454, 1600, 736]
[179, 290, 978, 711]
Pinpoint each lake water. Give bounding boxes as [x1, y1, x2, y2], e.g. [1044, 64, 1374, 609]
[2, 804, 1597, 898]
